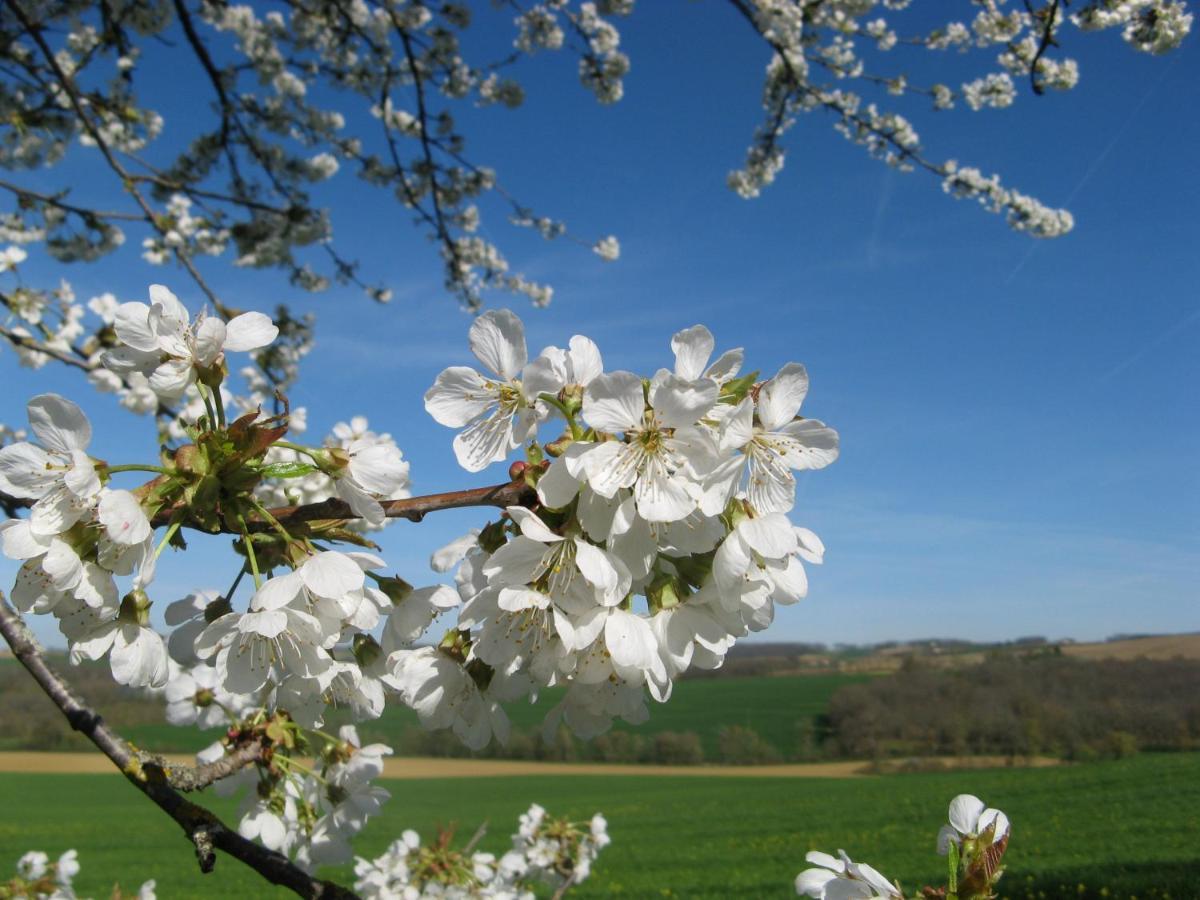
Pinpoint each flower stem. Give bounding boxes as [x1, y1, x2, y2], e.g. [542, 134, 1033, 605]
[102, 463, 175, 477]
[250, 499, 292, 542]
[538, 393, 584, 440]
[152, 519, 182, 561]
[274, 441, 323, 463]
[238, 515, 263, 590]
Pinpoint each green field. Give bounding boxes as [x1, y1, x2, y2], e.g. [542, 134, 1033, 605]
[106, 672, 874, 759]
[1, 754, 1196, 898]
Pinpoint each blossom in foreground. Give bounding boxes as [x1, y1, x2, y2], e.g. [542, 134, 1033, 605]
[795, 850, 902, 899]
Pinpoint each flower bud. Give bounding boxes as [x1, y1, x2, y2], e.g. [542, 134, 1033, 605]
[374, 574, 413, 605]
[118, 590, 152, 627]
[353, 633, 383, 668]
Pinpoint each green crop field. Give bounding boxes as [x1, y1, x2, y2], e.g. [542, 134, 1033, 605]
[1, 754, 1196, 898]
[104, 672, 875, 759]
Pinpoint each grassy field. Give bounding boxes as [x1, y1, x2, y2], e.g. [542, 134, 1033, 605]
[107, 671, 874, 759]
[0, 754, 1195, 898]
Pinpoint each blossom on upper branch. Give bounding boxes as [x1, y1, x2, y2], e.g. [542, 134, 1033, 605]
[102, 284, 277, 401]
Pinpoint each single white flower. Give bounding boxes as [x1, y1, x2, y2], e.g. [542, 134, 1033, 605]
[103, 284, 277, 400]
[708, 363, 839, 515]
[0, 393, 100, 537]
[579, 370, 717, 522]
[937, 794, 1011, 854]
[424, 309, 552, 472]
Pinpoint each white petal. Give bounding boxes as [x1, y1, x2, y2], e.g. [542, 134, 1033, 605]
[567, 335, 603, 385]
[301, 551, 365, 599]
[506, 506, 563, 544]
[572, 539, 619, 598]
[148, 285, 189, 336]
[113, 302, 160, 352]
[30, 485, 91, 536]
[0, 520, 48, 559]
[758, 362, 809, 432]
[580, 441, 640, 498]
[795, 527, 825, 565]
[795, 868, 837, 897]
[633, 460, 696, 523]
[482, 536, 548, 585]
[739, 514, 798, 559]
[452, 409, 516, 473]
[948, 794, 986, 835]
[713, 532, 752, 598]
[424, 367, 494, 427]
[98, 490, 152, 545]
[335, 477, 385, 526]
[705, 348, 743, 382]
[774, 420, 840, 470]
[191, 316, 227, 367]
[746, 447, 796, 515]
[648, 374, 718, 429]
[671, 325, 714, 381]
[583, 371, 644, 434]
[251, 571, 304, 610]
[469, 309, 527, 380]
[604, 608, 655, 670]
[720, 397, 755, 451]
[112, 626, 168, 688]
[223, 311, 278, 352]
[64, 448, 100, 499]
[431, 532, 479, 573]
[27, 394, 91, 455]
[536, 451, 584, 509]
[979, 808, 1010, 841]
[148, 358, 195, 400]
[0, 443, 55, 498]
[498, 586, 550, 611]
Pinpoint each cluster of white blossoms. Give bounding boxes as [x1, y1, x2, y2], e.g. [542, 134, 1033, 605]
[3, 849, 154, 900]
[0, 393, 165, 687]
[353, 804, 609, 899]
[796, 794, 1011, 900]
[421, 309, 837, 740]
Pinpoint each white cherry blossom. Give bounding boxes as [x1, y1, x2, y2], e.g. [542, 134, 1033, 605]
[424, 309, 552, 472]
[0, 394, 100, 537]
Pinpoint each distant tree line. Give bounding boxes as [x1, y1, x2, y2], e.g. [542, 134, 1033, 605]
[826, 656, 1200, 761]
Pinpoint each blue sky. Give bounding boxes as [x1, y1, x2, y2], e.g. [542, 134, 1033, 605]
[3, 4, 1197, 647]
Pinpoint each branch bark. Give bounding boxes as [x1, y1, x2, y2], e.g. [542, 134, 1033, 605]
[1, 477, 537, 533]
[0, 595, 359, 900]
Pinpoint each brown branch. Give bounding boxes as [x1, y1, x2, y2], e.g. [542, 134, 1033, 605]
[0, 594, 359, 900]
[236, 479, 535, 530]
[0, 178, 143, 221]
[134, 738, 266, 792]
[0, 327, 95, 371]
[2, 479, 536, 532]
